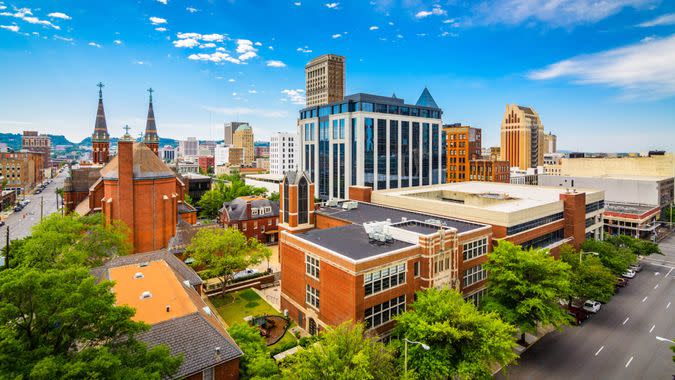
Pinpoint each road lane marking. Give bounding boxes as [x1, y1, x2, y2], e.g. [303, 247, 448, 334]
[654, 284, 659, 289]
[625, 356, 633, 368]
[668, 302, 671, 310]
[595, 346, 604, 356]
[650, 324, 655, 333]
[642, 296, 648, 303]
[667, 267, 674, 277]
[623, 317, 630, 325]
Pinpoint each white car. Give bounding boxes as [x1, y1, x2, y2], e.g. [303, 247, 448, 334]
[622, 269, 636, 279]
[583, 300, 601, 314]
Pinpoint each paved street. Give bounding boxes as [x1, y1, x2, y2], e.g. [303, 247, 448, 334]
[0, 170, 66, 250]
[496, 234, 675, 380]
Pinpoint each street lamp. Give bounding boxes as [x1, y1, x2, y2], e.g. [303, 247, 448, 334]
[655, 336, 675, 344]
[403, 338, 430, 377]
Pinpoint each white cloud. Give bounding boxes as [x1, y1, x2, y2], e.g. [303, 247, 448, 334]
[216, 47, 226, 52]
[177, 32, 201, 39]
[637, 13, 675, 27]
[248, 89, 258, 94]
[325, 2, 339, 9]
[173, 38, 199, 48]
[157, 0, 168, 4]
[187, 52, 241, 64]
[202, 33, 225, 42]
[266, 60, 287, 67]
[199, 42, 216, 49]
[236, 39, 258, 61]
[281, 89, 305, 105]
[388, 21, 394, 26]
[2, 8, 61, 29]
[268, 45, 274, 50]
[238, 51, 257, 60]
[294, 2, 302, 6]
[297, 46, 312, 53]
[332, 33, 342, 38]
[155, 27, 167, 32]
[134, 60, 146, 65]
[228, 78, 236, 82]
[396, 33, 403, 38]
[149, 16, 167, 25]
[478, 0, 655, 27]
[254, 41, 262, 46]
[88, 42, 101, 48]
[415, 11, 432, 18]
[113, 39, 122, 45]
[203, 106, 288, 118]
[0, 24, 18, 32]
[47, 12, 71, 20]
[54, 35, 73, 41]
[369, 25, 379, 30]
[232, 92, 237, 96]
[415, 4, 445, 19]
[186, 7, 198, 13]
[0, 5, 6, 11]
[529, 34, 675, 99]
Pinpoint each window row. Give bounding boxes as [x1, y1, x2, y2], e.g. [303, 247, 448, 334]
[364, 295, 406, 329]
[306, 255, 320, 279]
[505, 212, 564, 236]
[364, 262, 406, 296]
[463, 265, 487, 287]
[300, 102, 441, 120]
[306, 284, 319, 309]
[462, 237, 488, 261]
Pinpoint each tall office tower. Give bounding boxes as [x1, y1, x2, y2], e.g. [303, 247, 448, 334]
[305, 54, 346, 107]
[543, 132, 557, 154]
[298, 88, 445, 200]
[270, 132, 299, 175]
[233, 123, 254, 165]
[178, 137, 199, 158]
[224, 121, 247, 146]
[500, 104, 544, 170]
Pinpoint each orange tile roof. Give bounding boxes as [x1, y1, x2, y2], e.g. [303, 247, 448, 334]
[109, 260, 197, 324]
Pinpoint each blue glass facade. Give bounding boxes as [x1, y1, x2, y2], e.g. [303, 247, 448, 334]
[432, 123, 439, 185]
[318, 120, 329, 199]
[412, 122, 420, 187]
[332, 143, 339, 197]
[422, 123, 430, 186]
[389, 120, 398, 189]
[351, 118, 357, 186]
[377, 119, 387, 189]
[339, 143, 345, 198]
[401, 121, 409, 188]
[300, 100, 441, 120]
[364, 118, 374, 189]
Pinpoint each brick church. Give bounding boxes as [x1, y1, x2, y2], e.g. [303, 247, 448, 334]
[64, 84, 196, 253]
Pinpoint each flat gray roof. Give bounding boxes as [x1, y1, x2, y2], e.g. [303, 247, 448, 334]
[605, 202, 659, 215]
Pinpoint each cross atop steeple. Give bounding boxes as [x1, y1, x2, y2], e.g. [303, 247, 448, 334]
[97, 82, 104, 100]
[123, 124, 131, 135]
[147, 87, 154, 103]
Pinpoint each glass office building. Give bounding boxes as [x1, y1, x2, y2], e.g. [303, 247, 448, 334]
[298, 90, 445, 199]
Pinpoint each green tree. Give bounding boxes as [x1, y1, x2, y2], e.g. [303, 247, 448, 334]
[394, 288, 517, 379]
[12, 213, 131, 269]
[606, 234, 661, 256]
[0, 266, 182, 379]
[482, 241, 572, 344]
[197, 189, 225, 219]
[280, 322, 396, 380]
[581, 239, 636, 276]
[183, 193, 193, 206]
[559, 244, 616, 304]
[228, 323, 280, 379]
[268, 191, 280, 202]
[185, 228, 268, 294]
[197, 175, 267, 219]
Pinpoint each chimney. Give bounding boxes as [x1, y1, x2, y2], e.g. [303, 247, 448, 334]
[118, 131, 135, 250]
[246, 200, 252, 219]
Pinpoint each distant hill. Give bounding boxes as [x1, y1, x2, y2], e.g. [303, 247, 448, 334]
[79, 136, 179, 147]
[0, 133, 77, 151]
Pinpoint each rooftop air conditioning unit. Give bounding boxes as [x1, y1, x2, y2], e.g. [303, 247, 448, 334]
[140, 291, 152, 300]
[134, 272, 144, 279]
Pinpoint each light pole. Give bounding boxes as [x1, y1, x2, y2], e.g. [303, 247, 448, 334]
[404, 338, 430, 377]
[656, 336, 674, 344]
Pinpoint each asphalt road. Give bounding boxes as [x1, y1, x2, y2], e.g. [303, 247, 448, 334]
[496, 234, 675, 380]
[0, 170, 66, 250]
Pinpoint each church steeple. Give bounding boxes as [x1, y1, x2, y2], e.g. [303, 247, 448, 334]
[92, 82, 110, 164]
[143, 87, 159, 155]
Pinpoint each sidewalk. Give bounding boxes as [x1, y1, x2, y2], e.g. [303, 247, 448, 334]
[491, 325, 557, 375]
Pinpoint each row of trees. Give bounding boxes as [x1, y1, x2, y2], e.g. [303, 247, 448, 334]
[0, 214, 183, 379]
[197, 173, 268, 219]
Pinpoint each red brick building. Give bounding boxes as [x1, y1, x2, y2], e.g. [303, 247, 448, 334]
[91, 82, 110, 165]
[0, 151, 44, 194]
[21, 131, 51, 168]
[143, 88, 160, 156]
[219, 196, 280, 244]
[444, 124, 510, 183]
[198, 156, 215, 174]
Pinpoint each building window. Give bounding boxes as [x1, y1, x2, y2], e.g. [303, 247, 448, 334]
[463, 265, 487, 287]
[202, 366, 214, 380]
[306, 284, 319, 309]
[413, 261, 420, 278]
[364, 118, 375, 188]
[389, 120, 398, 189]
[365, 295, 405, 329]
[505, 212, 564, 236]
[364, 262, 406, 296]
[464, 288, 486, 306]
[306, 254, 320, 279]
[377, 119, 387, 190]
[463, 237, 488, 261]
[298, 177, 308, 224]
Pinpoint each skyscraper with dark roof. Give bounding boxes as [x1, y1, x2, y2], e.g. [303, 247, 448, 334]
[143, 88, 159, 156]
[92, 82, 110, 165]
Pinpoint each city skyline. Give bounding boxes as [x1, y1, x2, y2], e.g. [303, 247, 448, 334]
[1, 0, 674, 152]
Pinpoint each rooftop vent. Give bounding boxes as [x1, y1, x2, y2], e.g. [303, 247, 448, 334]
[183, 280, 191, 287]
[166, 305, 171, 312]
[133, 272, 144, 279]
[215, 347, 221, 356]
[326, 199, 338, 207]
[139, 262, 149, 268]
[203, 306, 212, 316]
[140, 291, 152, 300]
[342, 201, 358, 210]
[401, 217, 407, 222]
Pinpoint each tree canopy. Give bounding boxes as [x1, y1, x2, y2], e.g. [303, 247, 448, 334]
[228, 323, 280, 380]
[185, 227, 269, 293]
[197, 174, 267, 219]
[559, 244, 616, 304]
[605, 234, 661, 256]
[481, 241, 572, 342]
[394, 288, 517, 379]
[0, 266, 182, 379]
[280, 322, 396, 380]
[580, 239, 636, 276]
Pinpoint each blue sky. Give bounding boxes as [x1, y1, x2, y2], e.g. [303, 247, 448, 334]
[1, 0, 674, 152]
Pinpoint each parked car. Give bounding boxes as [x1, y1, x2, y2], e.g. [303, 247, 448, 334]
[629, 263, 643, 272]
[233, 268, 259, 280]
[622, 269, 636, 279]
[583, 300, 602, 314]
[35, 189, 42, 194]
[0, 220, 5, 227]
[566, 305, 589, 325]
[13, 205, 23, 212]
[616, 277, 629, 288]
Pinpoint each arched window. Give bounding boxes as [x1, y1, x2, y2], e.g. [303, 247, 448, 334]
[283, 179, 289, 224]
[308, 318, 317, 336]
[298, 177, 308, 224]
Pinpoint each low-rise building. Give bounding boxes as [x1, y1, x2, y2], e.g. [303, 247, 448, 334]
[22, 131, 52, 167]
[173, 160, 199, 175]
[198, 156, 215, 174]
[244, 173, 284, 194]
[0, 151, 44, 194]
[63, 166, 103, 213]
[254, 157, 270, 171]
[510, 167, 539, 185]
[180, 173, 212, 203]
[219, 196, 280, 244]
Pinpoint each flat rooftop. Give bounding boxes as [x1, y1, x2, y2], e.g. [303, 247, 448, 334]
[109, 260, 197, 324]
[605, 202, 660, 216]
[318, 201, 484, 233]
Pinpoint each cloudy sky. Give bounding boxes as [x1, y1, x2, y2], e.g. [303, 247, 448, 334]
[0, 0, 674, 152]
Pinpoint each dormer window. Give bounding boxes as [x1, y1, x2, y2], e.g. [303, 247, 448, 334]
[134, 272, 144, 279]
[140, 291, 152, 299]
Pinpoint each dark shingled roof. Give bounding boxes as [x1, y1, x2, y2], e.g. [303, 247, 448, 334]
[317, 202, 484, 233]
[297, 223, 415, 261]
[137, 312, 242, 379]
[220, 197, 279, 222]
[282, 170, 311, 185]
[64, 167, 102, 192]
[168, 220, 218, 255]
[100, 142, 175, 180]
[90, 250, 202, 287]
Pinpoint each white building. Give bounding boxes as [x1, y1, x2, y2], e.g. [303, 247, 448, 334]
[298, 90, 445, 200]
[215, 144, 234, 166]
[270, 132, 299, 175]
[160, 145, 176, 162]
[178, 137, 199, 159]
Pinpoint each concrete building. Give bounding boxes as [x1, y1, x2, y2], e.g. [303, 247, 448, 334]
[254, 157, 270, 171]
[224, 122, 248, 146]
[298, 90, 445, 200]
[270, 132, 299, 175]
[173, 160, 200, 175]
[244, 173, 284, 194]
[233, 124, 254, 165]
[160, 145, 176, 162]
[0, 151, 44, 194]
[200, 141, 217, 157]
[254, 142, 270, 158]
[219, 196, 280, 244]
[179, 137, 199, 159]
[180, 172, 212, 203]
[557, 154, 675, 180]
[215, 145, 243, 167]
[91, 251, 242, 379]
[21, 131, 51, 168]
[305, 54, 346, 107]
[500, 104, 545, 170]
[543, 132, 557, 154]
[444, 124, 509, 183]
[510, 167, 539, 185]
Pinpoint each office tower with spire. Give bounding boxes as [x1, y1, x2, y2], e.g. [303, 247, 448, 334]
[143, 88, 159, 155]
[305, 54, 345, 107]
[298, 88, 444, 199]
[92, 82, 110, 165]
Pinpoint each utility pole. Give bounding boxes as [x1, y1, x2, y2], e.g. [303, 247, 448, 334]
[5, 225, 9, 269]
[40, 196, 44, 221]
